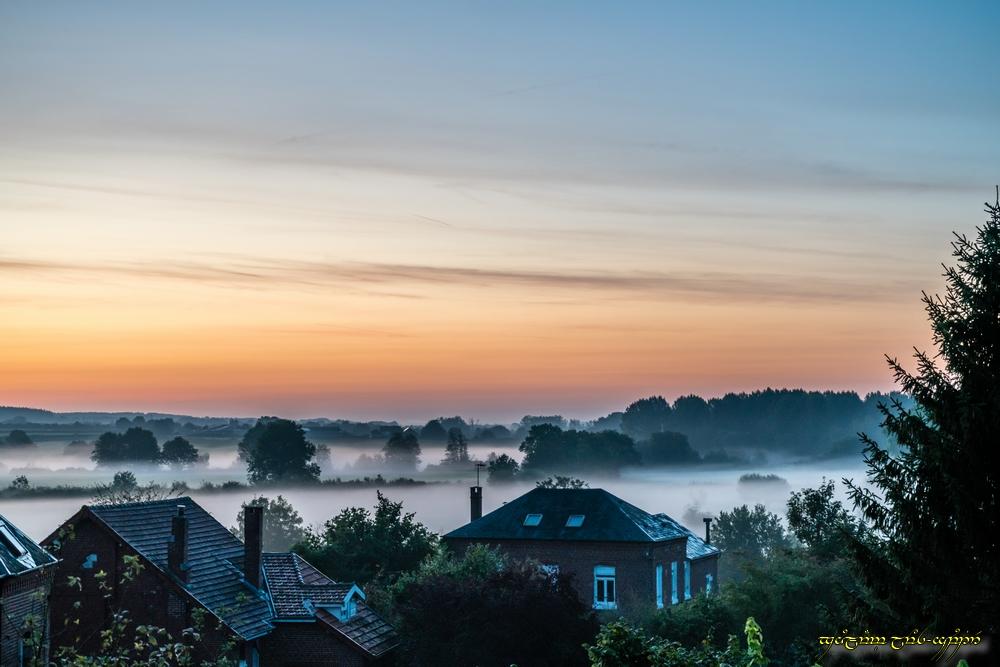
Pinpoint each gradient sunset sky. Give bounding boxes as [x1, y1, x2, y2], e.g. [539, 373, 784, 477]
[2, 2, 998, 421]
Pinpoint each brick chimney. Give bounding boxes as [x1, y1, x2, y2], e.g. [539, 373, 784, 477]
[244, 505, 263, 589]
[470, 486, 483, 522]
[167, 505, 188, 582]
[703, 517, 713, 545]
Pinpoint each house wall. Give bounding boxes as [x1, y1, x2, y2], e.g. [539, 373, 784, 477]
[690, 556, 718, 597]
[261, 622, 379, 666]
[0, 567, 55, 665]
[444, 537, 690, 616]
[45, 516, 236, 661]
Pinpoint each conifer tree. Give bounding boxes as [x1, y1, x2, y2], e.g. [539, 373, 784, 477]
[846, 191, 1000, 631]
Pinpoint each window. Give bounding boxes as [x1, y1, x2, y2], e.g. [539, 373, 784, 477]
[684, 560, 691, 600]
[655, 564, 664, 608]
[593, 565, 616, 610]
[523, 513, 543, 527]
[0, 524, 26, 557]
[565, 514, 585, 527]
[670, 561, 678, 605]
[705, 573, 714, 595]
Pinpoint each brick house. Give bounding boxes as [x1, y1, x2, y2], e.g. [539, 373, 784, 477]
[443, 487, 719, 616]
[43, 497, 396, 666]
[0, 514, 58, 666]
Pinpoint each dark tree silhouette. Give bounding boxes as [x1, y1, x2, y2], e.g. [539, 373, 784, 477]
[487, 453, 519, 484]
[160, 436, 200, 468]
[238, 417, 320, 484]
[91, 428, 159, 465]
[518, 425, 639, 473]
[233, 495, 307, 552]
[4, 429, 34, 446]
[443, 427, 469, 465]
[419, 419, 447, 441]
[845, 192, 1000, 632]
[383, 428, 421, 469]
[621, 395, 672, 441]
[637, 431, 701, 465]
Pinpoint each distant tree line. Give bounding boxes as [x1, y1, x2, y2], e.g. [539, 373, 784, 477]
[91, 427, 202, 468]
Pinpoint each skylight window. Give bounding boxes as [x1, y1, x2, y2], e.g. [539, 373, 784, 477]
[0, 523, 27, 557]
[523, 513, 543, 527]
[566, 515, 585, 528]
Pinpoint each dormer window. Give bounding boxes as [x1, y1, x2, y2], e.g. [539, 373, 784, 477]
[565, 515, 585, 527]
[523, 514, 543, 527]
[0, 523, 27, 557]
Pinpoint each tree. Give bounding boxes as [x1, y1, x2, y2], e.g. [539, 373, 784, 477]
[390, 545, 598, 666]
[443, 427, 469, 465]
[487, 452, 519, 483]
[382, 428, 421, 469]
[586, 617, 765, 667]
[160, 436, 200, 468]
[294, 492, 437, 584]
[621, 396, 672, 441]
[419, 419, 447, 441]
[91, 471, 179, 505]
[845, 194, 1000, 632]
[238, 417, 320, 484]
[536, 475, 588, 489]
[786, 479, 863, 560]
[637, 431, 701, 465]
[713, 504, 790, 582]
[91, 428, 160, 465]
[4, 429, 34, 446]
[232, 495, 307, 552]
[518, 425, 640, 473]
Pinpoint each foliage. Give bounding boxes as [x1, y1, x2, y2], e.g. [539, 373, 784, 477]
[442, 427, 469, 465]
[10, 474, 30, 491]
[383, 428, 421, 469]
[586, 616, 767, 667]
[713, 504, 790, 576]
[238, 417, 320, 484]
[4, 428, 34, 446]
[621, 396, 672, 441]
[389, 545, 598, 667]
[737, 473, 787, 485]
[637, 431, 701, 465]
[519, 424, 640, 473]
[419, 419, 447, 441]
[294, 491, 437, 584]
[844, 195, 1000, 632]
[160, 436, 200, 468]
[486, 452, 519, 483]
[536, 475, 589, 489]
[91, 428, 160, 465]
[232, 495, 307, 551]
[786, 479, 864, 560]
[91, 471, 180, 505]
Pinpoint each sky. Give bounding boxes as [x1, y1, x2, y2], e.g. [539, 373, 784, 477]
[1, 2, 998, 422]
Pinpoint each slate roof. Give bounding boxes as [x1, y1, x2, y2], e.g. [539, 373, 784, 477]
[444, 488, 720, 560]
[262, 552, 398, 657]
[444, 488, 690, 543]
[0, 513, 58, 577]
[86, 497, 274, 640]
[652, 514, 721, 561]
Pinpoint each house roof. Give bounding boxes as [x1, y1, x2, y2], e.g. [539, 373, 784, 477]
[444, 488, 720, 559]
[263, 552, 398, 658]
[85, 497, 274, 640]
[0, 513, 58, 578]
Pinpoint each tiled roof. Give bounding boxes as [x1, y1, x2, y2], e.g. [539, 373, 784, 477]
[0, 514, 58, 577]
[87, 497, 273, 640]
[652, 513, 721, 560]
[262, 552, 398, 657]
[316, 607, 399, 658]
[443, 488, 691, 543]
[262, 552, 354, 618]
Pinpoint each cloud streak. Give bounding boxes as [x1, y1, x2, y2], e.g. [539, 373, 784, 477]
[0, 255, 923, 304]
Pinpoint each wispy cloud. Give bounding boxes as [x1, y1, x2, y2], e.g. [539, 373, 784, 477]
[0, 255, 923, 304]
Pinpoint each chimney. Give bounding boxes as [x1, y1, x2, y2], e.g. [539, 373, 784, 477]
[703, 517, 713, 545]
[244, 505, 263, 589]
[470, 486, 483, 522]
[168, 505, 188, 582]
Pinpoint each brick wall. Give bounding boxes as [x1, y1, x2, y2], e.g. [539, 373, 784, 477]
[0, 567, 55, 665]
[261, 622, 379, 666]
[444, 537, 689, 616]
[46, 516, 237, 662]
